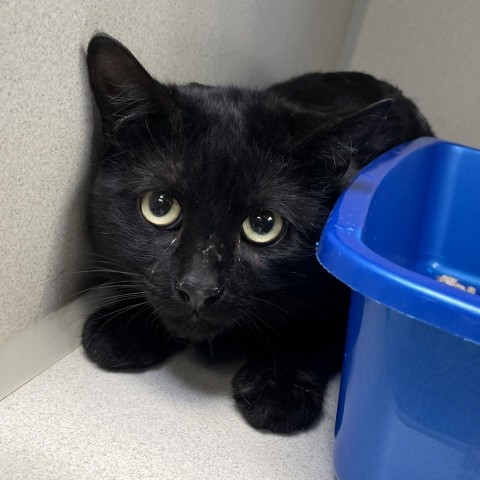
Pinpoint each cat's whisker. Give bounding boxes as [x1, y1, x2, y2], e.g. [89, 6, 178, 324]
[89, 257, 145, 271]
[93, 301, 150, 320]
[83, 301, 151, 350]
[231, 307, 260, 342]
[72, 282, 143, 296]
[96, 293, 146, 304]
[79, 294, 149, 314]
[86, 254, 146, 276]
[237, 300, 279, 336]
[121, 303, 152, 330]
[74, 268, 145, 278]
[246, 295, 290, 317]
[145, 304, 166, 329]
[50, 295, 148, 344]
[234, 306, 278, 375]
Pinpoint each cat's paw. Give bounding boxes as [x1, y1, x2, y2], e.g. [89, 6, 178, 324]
[232, 359, 327, 434]
[82, 304, 184, 370]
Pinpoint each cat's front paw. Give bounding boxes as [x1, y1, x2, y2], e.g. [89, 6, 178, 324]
[82, 304, 183, 370]
[232, 359, 327, 434]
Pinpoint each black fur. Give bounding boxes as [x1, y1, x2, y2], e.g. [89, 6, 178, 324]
[82, 34, 433, 433]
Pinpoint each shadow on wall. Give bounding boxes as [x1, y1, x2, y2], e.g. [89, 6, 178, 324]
[41, 46, 103, 317]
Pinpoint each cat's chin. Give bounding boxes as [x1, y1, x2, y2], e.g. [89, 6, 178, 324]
[162, 312, 230, 342]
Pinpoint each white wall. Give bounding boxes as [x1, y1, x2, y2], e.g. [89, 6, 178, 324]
[342, 0, 480, 147]
[0, 0, 355, 343]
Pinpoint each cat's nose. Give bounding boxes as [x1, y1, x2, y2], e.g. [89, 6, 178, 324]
[176, 281, 223, 309]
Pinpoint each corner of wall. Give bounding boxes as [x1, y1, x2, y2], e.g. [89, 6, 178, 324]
[336, 0, 371, 70]
[0, 292, 100, 401]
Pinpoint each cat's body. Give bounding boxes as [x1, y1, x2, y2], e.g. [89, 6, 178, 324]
[82, 35, 433, 434]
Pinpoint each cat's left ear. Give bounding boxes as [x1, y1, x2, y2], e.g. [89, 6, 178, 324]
[87, 34, 178, 135]
[290, 98, 393, 175]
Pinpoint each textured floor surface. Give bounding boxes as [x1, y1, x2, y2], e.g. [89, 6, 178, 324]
[0, 348, 339, 480]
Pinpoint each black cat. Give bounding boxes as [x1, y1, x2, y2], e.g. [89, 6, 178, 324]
[82, 34, 433, 434]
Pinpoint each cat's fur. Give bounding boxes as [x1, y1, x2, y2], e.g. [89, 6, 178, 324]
[82, 34, 433, 434]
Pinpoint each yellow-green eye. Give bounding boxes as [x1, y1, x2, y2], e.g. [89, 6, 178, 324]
[242, 210, 284, 244]
[141, 191, 181, 227]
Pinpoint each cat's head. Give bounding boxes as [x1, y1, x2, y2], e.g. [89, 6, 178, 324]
[86, 34, 389, 341]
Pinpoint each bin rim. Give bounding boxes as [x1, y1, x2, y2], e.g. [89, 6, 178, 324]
[317, 137, 480, 344]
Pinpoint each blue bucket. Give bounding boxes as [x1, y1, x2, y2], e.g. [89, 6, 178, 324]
[317, 138, 480, 480]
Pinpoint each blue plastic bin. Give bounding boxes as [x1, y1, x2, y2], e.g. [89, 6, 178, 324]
[317, 138, 480, 480]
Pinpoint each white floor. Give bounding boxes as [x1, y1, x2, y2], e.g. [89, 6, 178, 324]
[0, 347, 339, 480]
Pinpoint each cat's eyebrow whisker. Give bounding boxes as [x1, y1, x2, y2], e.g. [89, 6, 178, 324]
[144, 116, 157, 149]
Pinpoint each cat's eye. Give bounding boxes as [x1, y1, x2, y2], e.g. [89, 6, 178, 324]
[242, 210, 284, 245]
[140, 191, 182, 227]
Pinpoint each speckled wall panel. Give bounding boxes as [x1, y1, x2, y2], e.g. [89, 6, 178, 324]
[0, 0, 354, 343]
[344, 0, 480, 147]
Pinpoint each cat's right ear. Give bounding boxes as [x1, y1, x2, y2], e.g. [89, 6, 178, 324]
[87, 34, 177, 135]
